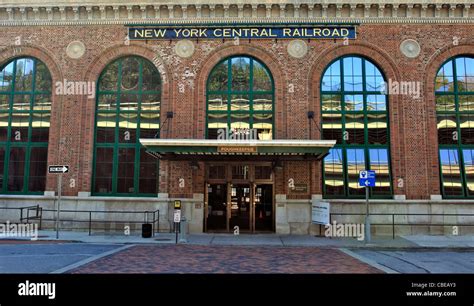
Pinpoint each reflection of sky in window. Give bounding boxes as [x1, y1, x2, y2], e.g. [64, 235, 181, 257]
[367, 95, 386, 111]
[365, 61, 384, 91]
[463, 149, 474, 166]
[325, 148, 343, 163]
[344, 57, 362, 75]
[232, 57, 250, 67]
[369, 148, 388, 164]
[321, 61, 341, 91]
[439, 62, 453, 77]
[346, 149, 365, 164]
[436, 61, 454, 92]
[344, 94, 363, 111]
[455, 58, 474, 78]
[436, 84, 451, 92]
[0, 63, 14, 89]
[343, 57, 363, 91]
[455, 57, 474, 89]
[440, 149, 459, 165]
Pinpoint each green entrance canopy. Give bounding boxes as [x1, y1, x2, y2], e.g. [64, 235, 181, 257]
[140, 139, 336, 161]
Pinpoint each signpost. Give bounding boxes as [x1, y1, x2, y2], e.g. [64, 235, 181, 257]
[359, 170, 376, 243]
[173, 200, 182, 244]
[48, 165, 69, 239]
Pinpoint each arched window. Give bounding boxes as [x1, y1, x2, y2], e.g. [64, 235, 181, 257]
[436, 56, 474, 198]
[0, 57, 51, 194]
[206, 56, 274, 140]
[321, 56, 392, 198]
[93, 56, 160, 196]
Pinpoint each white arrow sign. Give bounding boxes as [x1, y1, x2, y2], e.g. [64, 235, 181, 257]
[49, 165, 69, 174]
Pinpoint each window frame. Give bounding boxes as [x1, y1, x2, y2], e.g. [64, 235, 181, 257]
[321, 55, 393, 199]
[436, 56, 474, 198]
[205, 55, 275, 140]
[91, 56, 161, 197]
[0, 57, 50, 195]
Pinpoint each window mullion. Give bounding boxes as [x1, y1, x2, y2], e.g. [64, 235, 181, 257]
[23, 145, 32, 193]
[227, 59, 231, 131]
[249, 59, 254, 130]
[113, 60, 123, 194]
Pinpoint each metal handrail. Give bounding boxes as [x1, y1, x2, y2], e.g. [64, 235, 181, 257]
[329, 212, 474, 239]
[0, 206, 160, 236]
[2, 206, 473, 238]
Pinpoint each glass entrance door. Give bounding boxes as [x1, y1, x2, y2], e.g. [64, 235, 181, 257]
[229, 184, 251, 231]
[205, 163, 274, 233]
[206, 184, 227, 231]
[254, 184, 273, 231]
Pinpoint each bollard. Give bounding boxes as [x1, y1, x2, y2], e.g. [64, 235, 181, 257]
[179, 217, 187, 243]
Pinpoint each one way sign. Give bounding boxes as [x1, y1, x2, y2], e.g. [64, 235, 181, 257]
[359, 170, 376, 187]
[48, 165, 69, 174]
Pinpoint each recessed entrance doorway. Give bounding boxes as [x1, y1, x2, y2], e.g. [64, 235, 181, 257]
[205, 164, 274, 233]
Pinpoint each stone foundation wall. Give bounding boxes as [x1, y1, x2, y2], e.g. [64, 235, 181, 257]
[1, 194, 473, 236]
[0, 194, 204, 234]
[275, 194, 474, 236]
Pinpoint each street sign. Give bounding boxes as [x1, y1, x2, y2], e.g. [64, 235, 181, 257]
[359, 170, 376, 244]
[48, 165, 68, 239]
[48, 165, 69, 174]
[173, 210, 181, 223]
[359, 170, 376, 187]
[174, 200, 181, 210]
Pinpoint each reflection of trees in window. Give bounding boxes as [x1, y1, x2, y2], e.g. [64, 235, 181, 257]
[0, 57, 51, 194]
[93, 56, 161, 196]
[321, 56, 391, 198]
[206, 56, 274, 141]
[436, 56, 474, 198]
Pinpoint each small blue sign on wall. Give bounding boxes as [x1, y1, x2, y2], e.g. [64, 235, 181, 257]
[359, 170, 376, 187]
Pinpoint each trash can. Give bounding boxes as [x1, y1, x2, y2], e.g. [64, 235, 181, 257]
[142, 223, 152, 238]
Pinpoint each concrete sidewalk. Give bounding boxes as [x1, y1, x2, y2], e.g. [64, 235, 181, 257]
[2, 230, 473, 248]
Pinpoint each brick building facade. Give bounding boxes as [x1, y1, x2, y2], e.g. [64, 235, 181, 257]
[0, 0, 473, 235]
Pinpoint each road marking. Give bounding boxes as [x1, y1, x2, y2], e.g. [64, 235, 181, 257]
[50, 244, 134, 274]
[339, 248, 399, 274]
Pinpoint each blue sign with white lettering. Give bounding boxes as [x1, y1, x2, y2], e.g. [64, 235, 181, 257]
[359, 170, 376, 187]
[128, 26, 356, 40]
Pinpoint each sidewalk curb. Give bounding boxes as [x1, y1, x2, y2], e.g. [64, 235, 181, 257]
[340, 248, 399, 274]
[50, 244, 134, 274]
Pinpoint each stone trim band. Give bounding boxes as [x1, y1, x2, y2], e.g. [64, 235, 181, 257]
[0, 3, 473, 27]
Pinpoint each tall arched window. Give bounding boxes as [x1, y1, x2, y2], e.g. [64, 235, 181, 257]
[436, 56, 474, 198]
[206, 56, 274, 140]
[321, 56, 392, 198]
[93, 56, 160, 196]
[0, 57, 51, 194]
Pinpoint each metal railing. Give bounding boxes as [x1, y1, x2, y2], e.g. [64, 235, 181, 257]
[19, 205, 43, 229]
[2, 206, 473, 238]
[328, 212, 474, 239]
[0, 206, 160, 236]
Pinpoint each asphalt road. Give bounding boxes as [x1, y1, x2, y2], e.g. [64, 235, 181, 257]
[350, 249, 474, 273]
[0, 243, 122, 273]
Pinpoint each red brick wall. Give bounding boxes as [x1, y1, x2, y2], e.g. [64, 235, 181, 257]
[0, 24, 473, 199]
